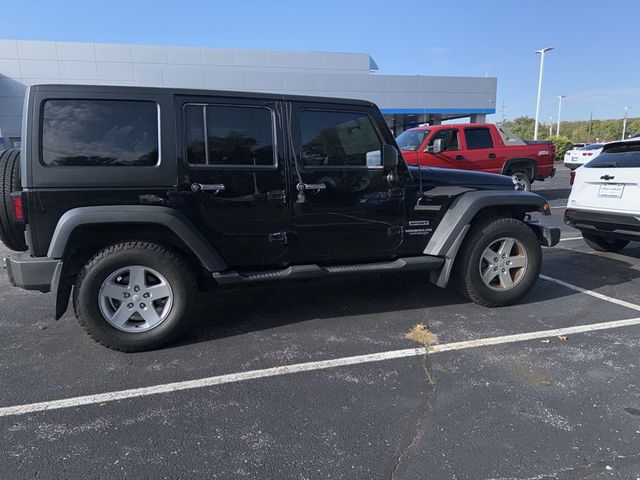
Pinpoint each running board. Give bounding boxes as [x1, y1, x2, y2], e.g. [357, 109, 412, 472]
[213, 256, 444, 285]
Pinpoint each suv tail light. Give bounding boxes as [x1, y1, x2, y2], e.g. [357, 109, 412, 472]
[11, 192, 24, 222]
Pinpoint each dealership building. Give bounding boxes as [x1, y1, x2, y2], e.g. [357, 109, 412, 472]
[0, 39, 496, 148]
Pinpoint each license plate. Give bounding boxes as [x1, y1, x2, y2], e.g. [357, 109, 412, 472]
[571, 156, 578, 161]
[598, 183, 624, 198]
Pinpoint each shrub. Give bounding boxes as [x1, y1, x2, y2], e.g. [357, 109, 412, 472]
[551, 136, 573, 162]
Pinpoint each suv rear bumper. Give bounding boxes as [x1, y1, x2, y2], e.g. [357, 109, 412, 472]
[4, 254, 62, 293]
[565, 208, 640, 241]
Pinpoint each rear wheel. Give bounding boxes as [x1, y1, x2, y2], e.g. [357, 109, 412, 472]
[511, 171, 532, 192]
[73, 241, 197, 352]
[582, 233, 629, 252]
[452, 217, 542, 306]
[0, 149, 27, 251]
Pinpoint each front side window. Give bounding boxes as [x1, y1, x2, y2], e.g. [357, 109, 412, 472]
[299, 110, 382, 168]
[185, 104, 275, 167]
[464, 127, 494, 150]
[42, 100, 159, 166]
[428, 129, 459, 151]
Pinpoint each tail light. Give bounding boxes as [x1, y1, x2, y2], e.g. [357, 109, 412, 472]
[569, 171, 576, 186]
[583, 152, 593, 156]
[10, 192, 24, 222]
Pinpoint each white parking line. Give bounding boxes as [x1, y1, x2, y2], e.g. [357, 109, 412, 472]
[559, 236, 582, 242]
[550, 206, 566, 209]
[540, 274, 640, 312]
[2, 316, 640, 418]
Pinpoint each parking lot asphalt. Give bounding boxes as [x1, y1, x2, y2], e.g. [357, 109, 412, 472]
[1, 164, 639, 479]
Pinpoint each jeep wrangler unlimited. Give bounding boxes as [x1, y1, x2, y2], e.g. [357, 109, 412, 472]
[2, 84, 560, 352]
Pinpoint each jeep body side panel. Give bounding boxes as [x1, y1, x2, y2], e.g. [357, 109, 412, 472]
[48, 205, 227, 272]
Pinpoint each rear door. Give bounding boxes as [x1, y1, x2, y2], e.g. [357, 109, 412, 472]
[176, 96, 289, 267]
[289, 103, 404, 262]
[461, 126, 501, 173]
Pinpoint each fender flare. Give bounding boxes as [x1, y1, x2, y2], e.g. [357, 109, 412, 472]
[424, 190, 549, 287]
[501, 157, 537, 178]
[48, 205, 227, 272]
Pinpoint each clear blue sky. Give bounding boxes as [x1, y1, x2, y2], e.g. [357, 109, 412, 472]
[4, 0, 638, 122]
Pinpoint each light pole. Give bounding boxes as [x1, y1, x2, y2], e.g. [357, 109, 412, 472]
[556, 95, 566, 136]
[533, 47, 554, 140]
[622, 106, 630, 140]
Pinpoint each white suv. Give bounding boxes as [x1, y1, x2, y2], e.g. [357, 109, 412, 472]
[566, 139, 640, 252]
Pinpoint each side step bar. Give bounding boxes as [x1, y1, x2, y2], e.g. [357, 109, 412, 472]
[213, 256, 444, 286]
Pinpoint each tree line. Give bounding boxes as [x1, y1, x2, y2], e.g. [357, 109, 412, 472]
[502, 116, 639, 143]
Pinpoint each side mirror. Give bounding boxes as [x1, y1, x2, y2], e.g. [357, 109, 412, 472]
[431, 138, 443, 154]
[382, 144, 399, 170]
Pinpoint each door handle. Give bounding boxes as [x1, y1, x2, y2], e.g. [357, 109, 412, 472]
[297, 182, 326, 193]
[488, 153, 497, 159]
[191, 183, 225, 194]
[455, 155, 465, 161]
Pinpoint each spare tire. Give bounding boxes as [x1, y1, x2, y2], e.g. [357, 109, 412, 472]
[0, 149, 27, 251]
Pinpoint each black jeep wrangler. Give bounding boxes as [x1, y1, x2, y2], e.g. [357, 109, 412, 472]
[1, 84, 559, 352]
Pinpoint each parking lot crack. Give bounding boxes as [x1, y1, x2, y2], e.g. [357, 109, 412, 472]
[387, 323, 438, 480]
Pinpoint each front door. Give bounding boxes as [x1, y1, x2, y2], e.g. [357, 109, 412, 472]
[420, 127, 464, 168]
[289, 104, 404, 262]
[177, 97, 288, 268]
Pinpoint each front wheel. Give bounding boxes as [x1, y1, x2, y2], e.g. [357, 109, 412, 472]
[452, 218, 542, 307]
[582, 233, 629, 252]
[73, 241, 197, 352]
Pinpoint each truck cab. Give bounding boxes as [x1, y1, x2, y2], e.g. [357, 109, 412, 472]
[397, 123, 556, 191]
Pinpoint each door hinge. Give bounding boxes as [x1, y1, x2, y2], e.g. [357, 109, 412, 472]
[387, 226, 403, 237]
[269, 231, 288, 244]
[267, 190, 287, 204]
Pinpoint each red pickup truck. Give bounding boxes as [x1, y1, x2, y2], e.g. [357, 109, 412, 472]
[396, 123, 556, 191]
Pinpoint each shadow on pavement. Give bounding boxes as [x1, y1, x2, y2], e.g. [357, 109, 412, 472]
[533, 186, 572, 202]
[177, 247, 640, 347]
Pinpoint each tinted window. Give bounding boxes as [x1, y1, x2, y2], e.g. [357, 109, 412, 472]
[185, 104, 275, 167]
[396, 129, 429, 151]
[464, 127, 494, 150]
[587, 142, 640, 168]
[42, 100, 158, 167]
[299, 111, 382, 167]
[428, 129, 459, 151]
[583, 143, 604, 150]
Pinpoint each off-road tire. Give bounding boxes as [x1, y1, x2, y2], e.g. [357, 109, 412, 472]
[582, 233, 629, 253]
[452, 217, 542, 307]
[73, 241, 197, 352]
[0, 149, 27, 251]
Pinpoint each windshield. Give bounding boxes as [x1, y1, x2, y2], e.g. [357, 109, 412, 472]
[396, 129, 429, 151]
[587, 142, 640, 168]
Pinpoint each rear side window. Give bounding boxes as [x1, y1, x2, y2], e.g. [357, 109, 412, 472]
[464, 127, 494, 150]
[587, 142, 640, 168]
[299, 110, 382, 168]
[41, 100, 159, 167]
[184, 104, 275, 167]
